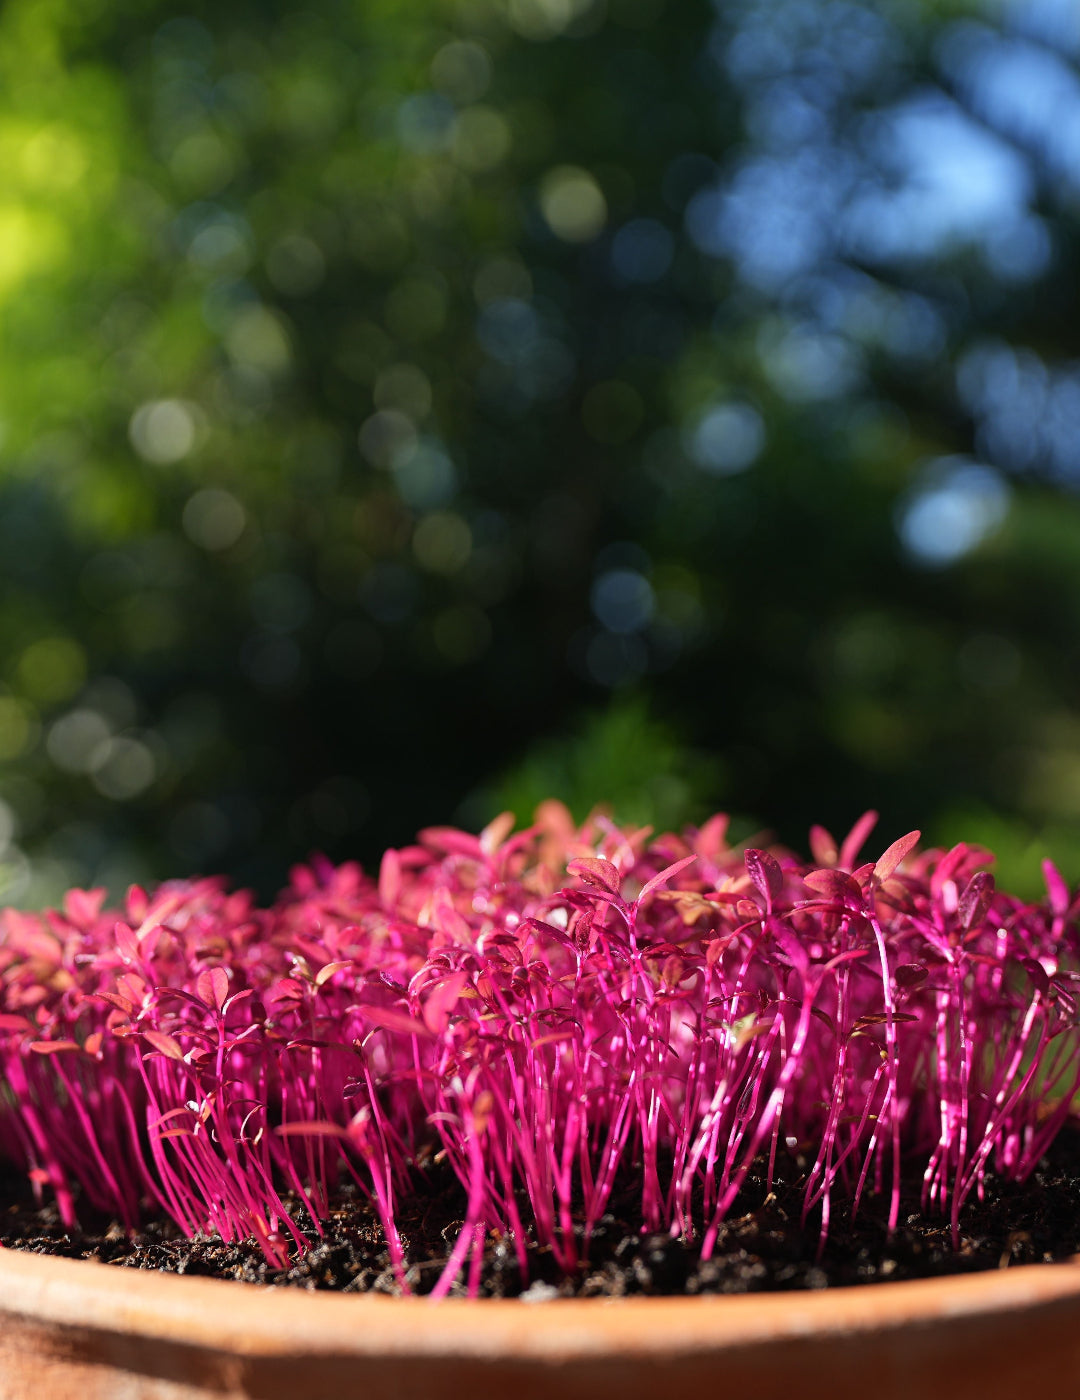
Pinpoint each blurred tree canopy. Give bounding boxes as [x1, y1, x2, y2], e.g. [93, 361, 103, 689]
[1, 0, 1080, 902]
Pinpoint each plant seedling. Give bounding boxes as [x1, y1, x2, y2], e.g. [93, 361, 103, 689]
[1, 807, 1077, 1296]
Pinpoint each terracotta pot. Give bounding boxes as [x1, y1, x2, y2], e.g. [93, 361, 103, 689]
[2, 1247, 1079, 1400]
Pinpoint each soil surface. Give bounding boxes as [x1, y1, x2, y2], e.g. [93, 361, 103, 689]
[3, 1136, 1080, 1297]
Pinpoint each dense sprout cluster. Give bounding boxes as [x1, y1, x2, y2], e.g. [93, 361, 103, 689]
[1, 806, 1078, 1297]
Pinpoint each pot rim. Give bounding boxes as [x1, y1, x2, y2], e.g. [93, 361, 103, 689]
[2, 1247, 1079, 1362]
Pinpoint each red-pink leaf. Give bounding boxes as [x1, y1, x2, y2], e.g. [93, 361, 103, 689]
[529, 1029, 576, 1050]
[1044, 859, 1070, 918]
[636, 855, 698, 905]
[1019, 958, 1050, 997]
[895, 963, 928, 989]
[930, 842, 973, 900]
[134, 892, 183, 947]
[744, 849, 783, 904]
[418, 826, 481, 857]
[823, 948, 870, 970]
[196, 966, 230, 1013]
[275, 1121, 347, 1138]
[63, 887, 107, 927]
[422, 970, 468, 1034]
[517, 916, 573, 951]
[809, 824, 838, 867]
[265, 978, 305, 1007]
[427, 886, 473, 944]
[314, 961, 353, 989]
[958, 870, 994, 930]
[118, 972, 148, 1006]
[125, 884, 149, 923]
[838, 810, 878, 871]
[802, 868, 861, 903]
[114, 921, 140, 964]
[479, 811, 515, 858]
[873, 830, 920, 883]
[93, 991, 136, 1015]
[28, 1039, 80, 1055]
[378, 848, 401, 909]
[359, 1004, 435, 1039]
[142, 1030, 185, 1062]
[154, 987, 206, 1010]
[695, 814, 729, 859]
[153, 1106, 200, 1127]
[0, 1014, 31, 1032]
[567, 856, 622, 897]
[705, 935, 734, 968]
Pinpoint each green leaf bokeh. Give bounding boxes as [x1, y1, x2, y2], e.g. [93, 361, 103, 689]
[1, 0, 1079, 902]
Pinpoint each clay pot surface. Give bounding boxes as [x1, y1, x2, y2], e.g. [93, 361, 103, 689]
[2, 1247, 1079, 1400]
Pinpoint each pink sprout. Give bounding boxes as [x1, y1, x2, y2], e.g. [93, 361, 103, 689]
[1, 805, 1078, 1295]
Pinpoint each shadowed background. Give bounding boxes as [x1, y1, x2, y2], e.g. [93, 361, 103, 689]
[0, 0, 1077, 903]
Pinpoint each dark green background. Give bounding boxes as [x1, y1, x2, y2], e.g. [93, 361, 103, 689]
[1, 0, 1078, 903]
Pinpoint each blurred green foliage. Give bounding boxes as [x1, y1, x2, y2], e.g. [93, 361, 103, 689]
[2, 0, 1080, 902]
[489, 697, 725, 834]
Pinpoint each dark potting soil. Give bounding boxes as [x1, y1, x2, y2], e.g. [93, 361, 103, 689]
[3, 1135, 1080, 1297]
